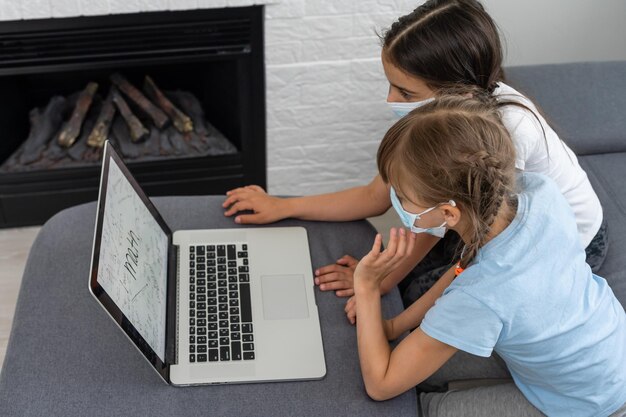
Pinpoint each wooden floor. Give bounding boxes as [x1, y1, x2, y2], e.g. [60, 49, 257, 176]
[0, 226, 40, 373]
[0, 209, 400, 374]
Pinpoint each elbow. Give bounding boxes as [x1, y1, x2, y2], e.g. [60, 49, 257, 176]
[371, 205, 390, 217]
[364, 382, 397, 402]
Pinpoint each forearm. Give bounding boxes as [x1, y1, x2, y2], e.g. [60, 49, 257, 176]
[389, 266, 456, 339]
[379, 233, 440, 294]
[283, 175, 390, 222]
[355, 286, 392, 396]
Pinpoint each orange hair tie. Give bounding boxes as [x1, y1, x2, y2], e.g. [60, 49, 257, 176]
[455, 245, 467, 277]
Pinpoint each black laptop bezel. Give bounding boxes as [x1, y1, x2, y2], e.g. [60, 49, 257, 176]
[89, 141, 174, 382]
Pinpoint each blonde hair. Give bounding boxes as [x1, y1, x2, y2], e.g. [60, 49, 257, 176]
[377, 95, 517, 267]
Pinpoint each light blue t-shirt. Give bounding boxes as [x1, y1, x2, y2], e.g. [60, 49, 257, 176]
[420, 172, 626, 417]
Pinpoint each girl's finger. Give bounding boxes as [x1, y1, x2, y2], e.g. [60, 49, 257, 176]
[223, 192, 250, 212]
[315, 264, 345, 277]
[406, 230, 417, 256]
[335, 288, 354, 298]
[394, 227, 408, 259]
[319, 280, 351, 291]
[369, 233, 383, 256]
[247, 185, 265, 193]
[337, 255, 358, 266]
[315, 272, 344, 285]
[224, 187, 246, 198]
[224, 200, 254, 216]
[385, 228, 398, 258]
[344, 297, 355, 313]
[222, 194, 239, 209]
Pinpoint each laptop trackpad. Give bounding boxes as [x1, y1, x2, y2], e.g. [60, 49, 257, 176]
[261, 275, 309, 320]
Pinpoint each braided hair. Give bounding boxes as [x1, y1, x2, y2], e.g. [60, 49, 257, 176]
[377, 95, 517, 268]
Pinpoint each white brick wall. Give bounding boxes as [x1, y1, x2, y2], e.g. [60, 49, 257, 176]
[0, 0, 417, 195]
[266, 1, 415, 195]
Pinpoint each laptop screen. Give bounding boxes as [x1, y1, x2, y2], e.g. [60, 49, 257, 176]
[95, 150, 169, 363]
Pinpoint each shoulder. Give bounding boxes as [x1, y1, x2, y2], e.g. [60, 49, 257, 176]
[494, 83, 557, 164]
[515, 172, 577, 240]
[518, 172, 561, 203]
[495, 83, 542, 132]
[493, 82, 533, 106]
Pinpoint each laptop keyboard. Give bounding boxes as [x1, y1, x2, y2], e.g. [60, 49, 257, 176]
[187, 244, 255, 363]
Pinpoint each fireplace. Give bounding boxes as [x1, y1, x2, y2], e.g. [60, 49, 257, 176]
[0, 6, 266, 227]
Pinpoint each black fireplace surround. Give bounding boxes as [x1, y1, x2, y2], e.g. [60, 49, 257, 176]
[0, 6, 266, 227]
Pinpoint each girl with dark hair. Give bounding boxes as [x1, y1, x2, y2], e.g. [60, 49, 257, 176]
[356, 95, 625, 417]
[222, 0, 606, 307]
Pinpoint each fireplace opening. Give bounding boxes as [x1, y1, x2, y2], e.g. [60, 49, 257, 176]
[0, 71, 239, 172]
[0, 6, 266, 228]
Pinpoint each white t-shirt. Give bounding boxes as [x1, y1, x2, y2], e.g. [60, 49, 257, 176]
[494, 82, 603, 247]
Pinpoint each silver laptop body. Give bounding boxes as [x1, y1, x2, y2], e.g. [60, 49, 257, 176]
[89, 141, 326, 385]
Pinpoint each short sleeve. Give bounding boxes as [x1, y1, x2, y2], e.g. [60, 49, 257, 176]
[420, 290, 503, 357]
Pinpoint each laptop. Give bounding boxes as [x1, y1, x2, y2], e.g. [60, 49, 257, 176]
[88, 141, 326, 386]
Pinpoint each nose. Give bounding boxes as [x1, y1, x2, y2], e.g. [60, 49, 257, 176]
[386, 85, 392, 102]
[386, 86, 403, 103]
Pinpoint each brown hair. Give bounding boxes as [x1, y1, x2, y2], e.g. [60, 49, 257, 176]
[382, 0, 504, 93]
[377, 95, 517, 268]
[381, 0, 558, 152]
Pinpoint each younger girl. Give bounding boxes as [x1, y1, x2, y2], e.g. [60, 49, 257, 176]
[223, 0, 606, 306]
[354, 95, 626, 416]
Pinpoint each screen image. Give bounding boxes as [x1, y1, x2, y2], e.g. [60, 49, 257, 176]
[96, 159, 169, 362]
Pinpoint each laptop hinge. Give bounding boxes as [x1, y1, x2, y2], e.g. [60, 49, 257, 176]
[165, 241, 179, 369]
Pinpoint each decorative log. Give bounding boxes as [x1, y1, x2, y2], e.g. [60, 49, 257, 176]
[68, 96, 100, 161]
[144, 127, 162, 157]
[111, 87, 149, 142]
[143, 76, 193, 133]
[57, 82, 98, 148]
[87, 89, 116, 148]
[171, 91, 237, 155]
[172, 91, 209, 137]
[18, 96, 68, 165]
[110, 73, 169, 129]
[112, 117, 142, 158]
[159, 129, 175, 156]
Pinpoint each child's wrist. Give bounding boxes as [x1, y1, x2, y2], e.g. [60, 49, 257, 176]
[281, 197, 298, 219]
[354, 278, 381, 296]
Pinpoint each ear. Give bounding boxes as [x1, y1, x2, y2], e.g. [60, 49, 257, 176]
[440, 204, 461, 228]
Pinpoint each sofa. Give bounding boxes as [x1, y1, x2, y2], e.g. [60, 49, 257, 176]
[505, 61, 626, 308]
[1, 61, 624, 417]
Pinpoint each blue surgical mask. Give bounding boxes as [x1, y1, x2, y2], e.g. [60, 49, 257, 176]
[389, 187, 455, 238]
[387, 97, 435, 118]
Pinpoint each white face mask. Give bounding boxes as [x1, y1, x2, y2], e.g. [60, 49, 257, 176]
[390, 187, 455, 238]
[387, 97, 435, 118]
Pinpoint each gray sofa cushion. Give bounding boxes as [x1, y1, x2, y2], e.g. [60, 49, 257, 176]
[505, 61, 626, 155]
[579, 154, 626, 306]
[506, 61, 626, 308]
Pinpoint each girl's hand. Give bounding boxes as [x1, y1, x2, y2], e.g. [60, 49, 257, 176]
[345, 295, 396, 340]
[354, 228, 416, 293]
[222, 185, 287, 224]
[345, 295, 357, 324]
[314, 255, 358, 297]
